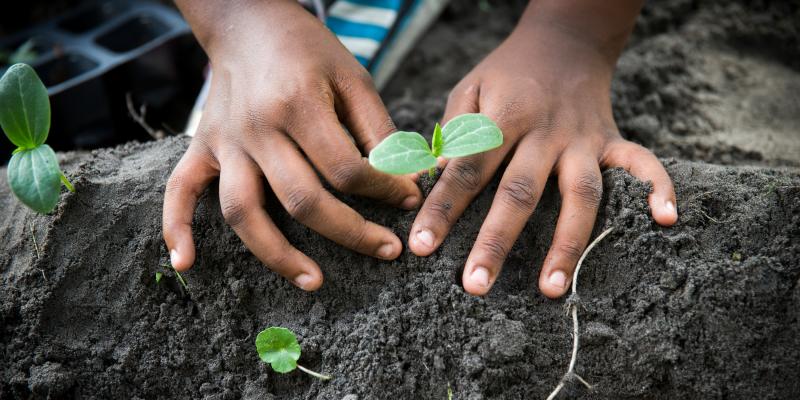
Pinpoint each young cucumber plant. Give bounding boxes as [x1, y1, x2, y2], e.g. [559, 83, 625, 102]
[368, 113, 503, 176]
[0, 63, 74, 214]
[256, 327, 332, 381]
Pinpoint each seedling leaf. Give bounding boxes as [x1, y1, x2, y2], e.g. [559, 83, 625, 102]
[440, 113, 502, 158]
[431, 123, 443, 156]
[155, 272, 163, 283]
[368, 131, 437, 174]
[8, 145, 62, 213]
[0, 63, 50, 148]
[256, 327, 302, 373]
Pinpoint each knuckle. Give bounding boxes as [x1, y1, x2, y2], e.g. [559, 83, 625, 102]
[442, 157, 483, 192]
[263, 243, 292, 269]
[342, 219, 369, 251]
[284, 187, 321, 222]
[556, 239, 584, 262]
[478, 231, 511, 262]
[327, 159, 366, 193]
[498, 174, 538, 213]
[426, 199, 454, 225]
[220, 193, 251, 228]
[569, 171, 603, 208]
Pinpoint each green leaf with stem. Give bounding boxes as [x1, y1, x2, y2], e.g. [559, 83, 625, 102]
[440, 113, 503, 158]
[368, 131, 437, 175]
[0, 63, 50, 149]
[255, 327, 332, 380]
[8, 145, 62, 213]
[368, 113, 503, 177]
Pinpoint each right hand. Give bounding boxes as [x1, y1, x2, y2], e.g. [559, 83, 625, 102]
[163, 0, 421, 290]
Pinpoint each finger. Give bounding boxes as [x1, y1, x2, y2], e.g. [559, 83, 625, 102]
[602, 140, 678, 226]
[162, 141, 218, 272]
[218, 152, 323, 290]
[254, 133, 405, 260]
[539, 151, 603, 298]
[333, 70, 396, 153]
[289, 99, 422, 210]
[462, 135, 556, 295]
[409, 97, 514, 257]
[442, 81, 480, 124]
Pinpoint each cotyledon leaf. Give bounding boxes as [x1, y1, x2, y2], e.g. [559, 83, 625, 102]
[256, 327, 302, 374]
[440, 113, 503, 158]
[7, 144, 62, 214]
[0, 63, 51, 149]
[368, 130, 437, 175]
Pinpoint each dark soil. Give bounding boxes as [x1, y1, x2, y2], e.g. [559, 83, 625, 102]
[2, 1, 800, 399]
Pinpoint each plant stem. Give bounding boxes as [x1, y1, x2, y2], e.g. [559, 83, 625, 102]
[296, 364, 332, 381]
[545, 227, 613, 400]
[28, 221, 41, 260]
[174, 269, 188, 290]
[59, 172, 75, 192]
[428, 167, 435, 178]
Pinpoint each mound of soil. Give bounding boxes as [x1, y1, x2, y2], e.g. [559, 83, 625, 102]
[2, 1, 800, 399]
[2, 137, 799, 400]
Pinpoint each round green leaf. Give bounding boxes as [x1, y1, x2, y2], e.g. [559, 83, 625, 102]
[440, 113, 503, 158]
[368, 131, 437, 175]
[7, 145, 62, 214]
[255, 327, 302, 374]
[0, 63, 51, 148]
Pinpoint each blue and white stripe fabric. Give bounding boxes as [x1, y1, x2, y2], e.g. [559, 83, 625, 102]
[326, 0, 405, 68]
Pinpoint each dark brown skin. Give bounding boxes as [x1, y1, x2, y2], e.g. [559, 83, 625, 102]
[164, 0, 678, 297]
[163, 0, 422, 291]
[409, 0, 678, 298]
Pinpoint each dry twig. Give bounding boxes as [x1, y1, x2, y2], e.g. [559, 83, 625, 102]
[545, 227, 614, 400]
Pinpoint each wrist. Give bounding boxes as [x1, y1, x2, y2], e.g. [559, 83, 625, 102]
[513, 0, 641, 68]
[177, 0, 303, 61]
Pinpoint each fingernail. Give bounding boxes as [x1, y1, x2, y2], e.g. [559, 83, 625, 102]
[294, 274, 315, 290]
[665, 200, 676, 214]
[548, 270, 568, 289]
[402, 195, 419, 209]
[415, 229, 435, 248]
[170, 249, 179, 268]
[377, 243, 395, 259]
[470, 266, 490, 288]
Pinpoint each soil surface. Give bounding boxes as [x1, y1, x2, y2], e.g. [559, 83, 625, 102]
[2, 1, 800, 399]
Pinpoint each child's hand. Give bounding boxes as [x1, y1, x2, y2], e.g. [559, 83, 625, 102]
[163, 0, 421, 290]
[409, 0, 678, 298]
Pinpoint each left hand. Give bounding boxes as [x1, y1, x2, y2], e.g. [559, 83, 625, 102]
[407, 10, 678, 298]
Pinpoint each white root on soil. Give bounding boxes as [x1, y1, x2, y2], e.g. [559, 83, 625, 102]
[296, 364, 332, 381]
[545, 227, 614, 400]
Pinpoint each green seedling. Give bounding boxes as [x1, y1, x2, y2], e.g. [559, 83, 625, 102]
[159, 263, 188, 290]
[255, 327, 331, 381]
[368, 113, 503, 177]
[0, 63, 74, 214]
[0, 40, 38, 66]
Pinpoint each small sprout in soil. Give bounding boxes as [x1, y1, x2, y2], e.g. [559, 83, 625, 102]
[255, 327, 331, 381]
[155, 272, 163, 284]
[447, 382, 453, 400]
[0, 63, 74, 214]
[731, 251, 742, 262]
[368, 113, 503, 177]
[159, 263, 188, 290]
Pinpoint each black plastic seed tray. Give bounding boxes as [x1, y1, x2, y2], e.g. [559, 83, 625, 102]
[0, 0, 204, 163]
